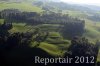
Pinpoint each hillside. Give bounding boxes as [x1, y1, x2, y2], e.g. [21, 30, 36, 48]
[0, 0, 100, 50]
[0, 1, 43, 12]
[0, 0, 100, 53]
[0, 0, 100, 65]
[32, 0, 100, 42]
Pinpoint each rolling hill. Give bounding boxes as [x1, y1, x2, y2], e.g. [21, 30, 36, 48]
[0, 0, 43, 12]
[0, 0, 100, 63]
[0, 0, 100, 44]
[33, 0, 100, 41]
[0, 0, 100, 48]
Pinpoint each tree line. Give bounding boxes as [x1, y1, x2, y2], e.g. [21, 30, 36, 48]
[0, 9, 85, 38]
[64, 36, 100, 66]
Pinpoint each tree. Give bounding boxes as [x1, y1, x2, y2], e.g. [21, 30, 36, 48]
[65, 37, 99, 66]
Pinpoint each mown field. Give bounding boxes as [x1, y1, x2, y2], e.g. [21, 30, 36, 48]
[0, 2, 43, 12]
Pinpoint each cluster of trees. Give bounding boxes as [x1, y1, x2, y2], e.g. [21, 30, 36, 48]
[0, 33, 52, 66]
[0, 9, 85, 38]
[0, 32, 30, 65]
[0, 21, 13, 37]
[0, 9, 20, 19]
[62, 21, 85, 39]
[0, 9, 84, 24]
[68, 37, 99, 57]
[88, 15, 100, 22]
[65, 36, 100, 66]
[0, 22, 52, 66]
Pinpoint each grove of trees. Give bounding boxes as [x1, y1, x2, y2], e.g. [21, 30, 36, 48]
[0, 9, 85, 38]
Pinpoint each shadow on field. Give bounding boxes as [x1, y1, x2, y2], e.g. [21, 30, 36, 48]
[0, 46, 54, 66]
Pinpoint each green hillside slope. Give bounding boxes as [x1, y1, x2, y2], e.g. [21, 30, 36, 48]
[0, 2, 43, 12]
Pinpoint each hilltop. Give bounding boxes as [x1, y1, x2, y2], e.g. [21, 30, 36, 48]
[0, 0, 43, 12]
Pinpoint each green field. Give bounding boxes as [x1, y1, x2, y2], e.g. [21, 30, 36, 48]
[0, 2, 43, 12]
